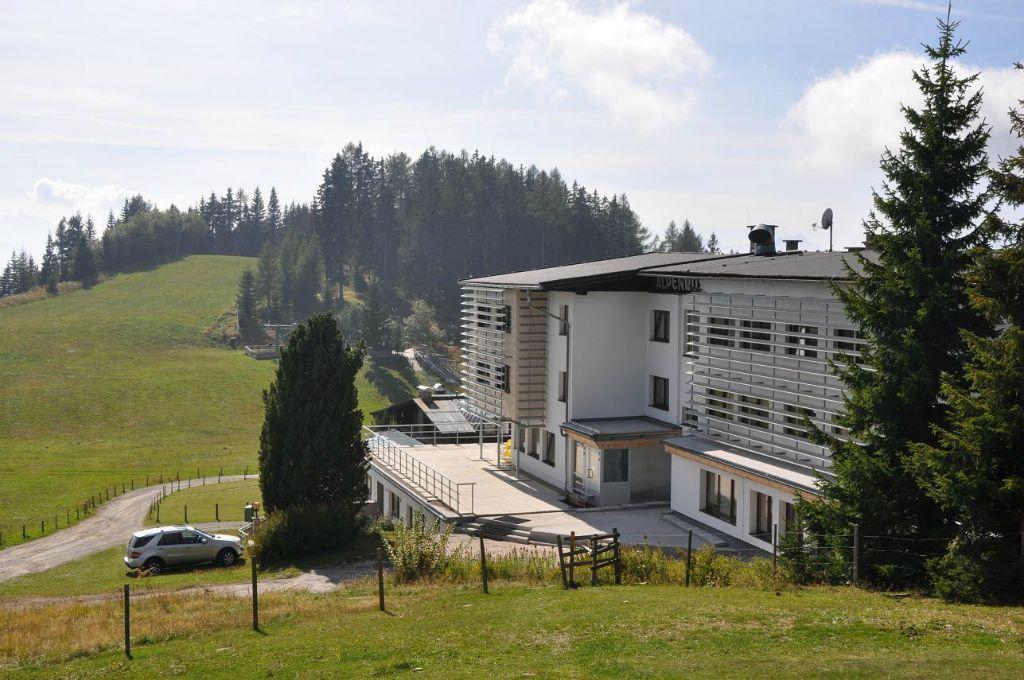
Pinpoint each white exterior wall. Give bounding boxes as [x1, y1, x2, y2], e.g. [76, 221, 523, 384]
[368, 466, 447, 525]
[669, 454, 797, 552]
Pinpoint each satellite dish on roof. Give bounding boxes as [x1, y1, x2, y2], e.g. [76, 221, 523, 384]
[821, 208, 833, 230]
[821, 208, 834, 252]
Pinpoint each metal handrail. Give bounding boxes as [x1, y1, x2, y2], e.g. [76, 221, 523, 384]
[363, 427, 476, 515]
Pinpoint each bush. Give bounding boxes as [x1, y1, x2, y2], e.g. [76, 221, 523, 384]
[253, 503, 362, 564]
[377, 514, 464, 583]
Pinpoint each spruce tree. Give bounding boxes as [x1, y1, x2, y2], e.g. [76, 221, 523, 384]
[258, 313, 369, 517]
[801, 13, 992, 586]
[362, 278, 388, 348]
[236, 269, 262, 343]
[705, 232, 721, 254]
[908, 62, 1024, 602]
[71, 237, 99, 285]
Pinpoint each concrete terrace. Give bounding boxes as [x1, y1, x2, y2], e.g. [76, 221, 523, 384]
[370, 437, 746, 552]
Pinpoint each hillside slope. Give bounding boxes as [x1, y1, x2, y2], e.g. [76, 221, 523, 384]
[0, 256, 275, 540]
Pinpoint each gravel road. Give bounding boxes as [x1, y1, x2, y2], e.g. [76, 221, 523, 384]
[0, 476, 252, 583]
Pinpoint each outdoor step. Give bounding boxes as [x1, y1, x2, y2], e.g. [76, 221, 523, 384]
[660, 511, 730, 548]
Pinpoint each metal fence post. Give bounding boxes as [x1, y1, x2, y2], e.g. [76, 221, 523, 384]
[685, 529, 693, 587]
[853, 523, 860, 586]
[123, 584, 131, 659]
[613, 528, 621, 585]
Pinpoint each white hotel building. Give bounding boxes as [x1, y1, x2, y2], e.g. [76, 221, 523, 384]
[460, 230, 870, 551]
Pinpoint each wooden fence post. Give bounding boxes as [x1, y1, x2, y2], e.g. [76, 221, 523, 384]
[251, 549, 259, 631]
[219, 466, 223, 483]
[685, 529, 693, 587]
[568, 531, 576, 588]
[479, 535, 489, 594]
[22, 524, 26, 540]
[184, 505, 188, 524]
[123, 584, 132, 659]
[216, 503, 220, 522]
[772, 524, 778, 578]
[377, 547, 386, 611]
[613, 528, 621, 585]
[41, 520, 44, 535]
[590, 536, 598, 586]
[556, 536, 568, 589]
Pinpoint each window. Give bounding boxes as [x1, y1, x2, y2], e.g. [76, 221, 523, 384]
[701, 470, 736, 524]
[783, 404, 816, 438]
[499, 364, 510, 393]
[707, 317, 736, 347]
[682, 407, 699, 428]
[739, 320, 772, 352]
[706, 388, 735, 422]
[651, 310, 670, 342]
[501, 304, 512, 334]
[516, 425, 527, 454]
[737, 394, 770, 430]
[157, 532, 183, 546]
[684, 313, 700, 356]
[751, 491, 773, 541]
[558, 304, 569, 336]
[131, 535, 155, 548]
[528, 428, 540, 458]
[543, 431, 556, 466]
[181, 532, 203, 545]
[602, 449, 630, 483]
[782, 501, 798, 535]
[558, 370, 568, 402]
[389, 492, 401, 518]
[650, 376, 669, 411]
[785, 324, 819, 358]
[406, 505, 413, 527]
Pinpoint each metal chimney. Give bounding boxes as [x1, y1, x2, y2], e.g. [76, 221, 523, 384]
[747, 224, 777, 256]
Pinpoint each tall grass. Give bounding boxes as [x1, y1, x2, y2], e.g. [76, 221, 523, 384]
[377, 517, 785, 589]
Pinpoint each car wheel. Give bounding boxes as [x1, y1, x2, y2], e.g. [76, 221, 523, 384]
[142, 557, 164, 576]
[217, 548, 238, 567]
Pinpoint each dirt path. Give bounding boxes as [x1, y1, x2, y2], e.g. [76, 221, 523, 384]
[0, 476, 252, 583]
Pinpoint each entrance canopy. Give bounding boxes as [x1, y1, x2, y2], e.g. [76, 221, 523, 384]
[561, 416, 682, 450]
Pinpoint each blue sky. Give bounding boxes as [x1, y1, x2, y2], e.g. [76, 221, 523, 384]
[1, 0, 1022, 258]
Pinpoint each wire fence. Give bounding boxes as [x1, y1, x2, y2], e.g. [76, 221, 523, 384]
[0, 465, 258, 549]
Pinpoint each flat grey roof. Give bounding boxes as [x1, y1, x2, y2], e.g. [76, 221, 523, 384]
[461, 252, 721, 288]
[562, 416, 682, 441]
[643, 249, 877, 280]
[414, 397, 476, 434]
[664, 433, 826, 494]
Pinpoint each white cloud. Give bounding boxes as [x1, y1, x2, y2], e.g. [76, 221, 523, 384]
[487, 0, 710, 131]
[29, 178, 135, 217]
[787, 52, 1024, 170]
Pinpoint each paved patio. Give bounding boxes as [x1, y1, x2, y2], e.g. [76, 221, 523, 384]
[398, 442, 570, 516]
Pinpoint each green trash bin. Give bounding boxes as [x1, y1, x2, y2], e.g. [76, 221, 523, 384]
[244, 504, 254, 522]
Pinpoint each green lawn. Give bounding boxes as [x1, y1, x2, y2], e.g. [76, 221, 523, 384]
[0, 256, 426, 546]
[147, 478, 262, 526]
[7, 584, 1024, 677]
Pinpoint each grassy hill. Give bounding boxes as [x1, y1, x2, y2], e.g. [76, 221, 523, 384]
[0, 256, 427, 545]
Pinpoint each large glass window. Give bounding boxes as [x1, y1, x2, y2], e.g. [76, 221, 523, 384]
[751, 491, 773, 541]
[785, 324, 819, 358]
[558, 371, 567, 402]
[707, 317, 736, 347]
[651, 310, 670, 342]
[650, 375, 669, 411]
[602, 449, 630, 483]
[701, 470, 736, 524]
[543, 432, 556, 466]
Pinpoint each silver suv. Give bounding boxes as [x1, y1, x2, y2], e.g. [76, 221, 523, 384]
[124, 526, 243, 574]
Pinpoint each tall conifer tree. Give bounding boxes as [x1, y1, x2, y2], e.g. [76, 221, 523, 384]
[802, 12, 992, 585]
[908, 62, 1024, 601]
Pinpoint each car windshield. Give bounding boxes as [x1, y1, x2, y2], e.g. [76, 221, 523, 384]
[193, 529, 215, 540]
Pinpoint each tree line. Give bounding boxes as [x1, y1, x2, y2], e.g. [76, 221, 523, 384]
[793, 15, 1024, 604]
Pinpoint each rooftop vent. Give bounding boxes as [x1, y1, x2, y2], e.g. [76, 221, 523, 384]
[784, 239, 802, 252]
[747, 224, 777, 256]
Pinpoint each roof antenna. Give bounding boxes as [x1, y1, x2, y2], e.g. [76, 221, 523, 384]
[820, 208, 833, 252]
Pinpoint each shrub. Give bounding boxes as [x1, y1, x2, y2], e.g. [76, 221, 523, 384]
[253, 503, 361, 564]
[377, 514, 464, 583]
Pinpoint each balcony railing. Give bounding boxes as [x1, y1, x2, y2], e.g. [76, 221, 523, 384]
[363, 426, 476, 515]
